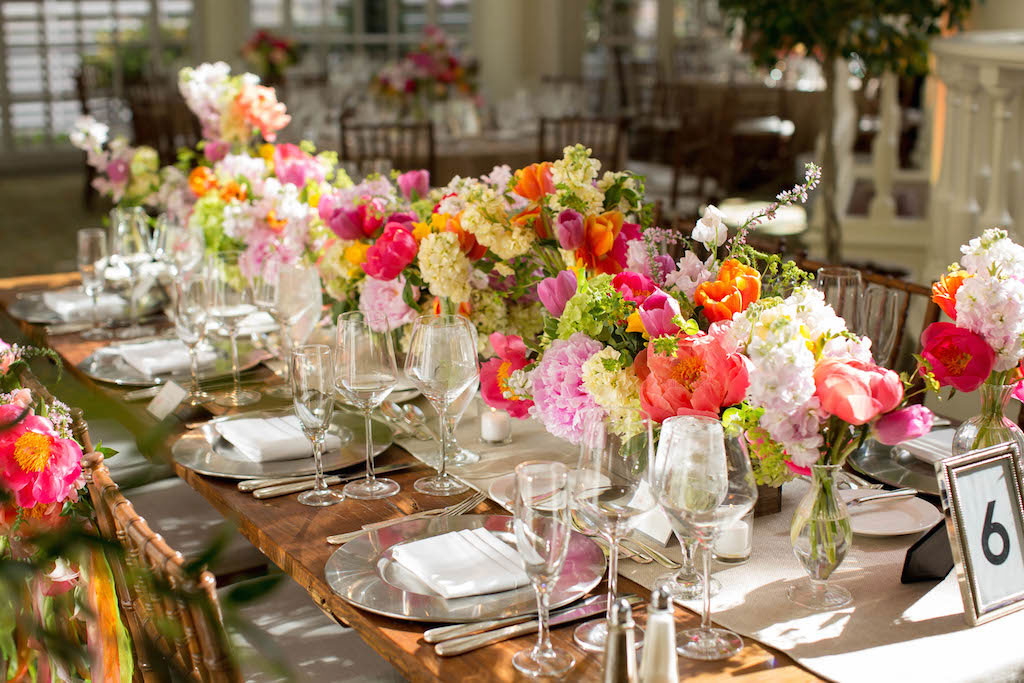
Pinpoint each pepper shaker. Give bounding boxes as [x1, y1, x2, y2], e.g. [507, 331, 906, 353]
[602, 597, 638, 683]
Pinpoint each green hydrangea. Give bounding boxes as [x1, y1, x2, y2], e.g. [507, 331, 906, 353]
[190, 194, 242, 255]
[508, 300, 544, 343]
[722, 404, 797, 487]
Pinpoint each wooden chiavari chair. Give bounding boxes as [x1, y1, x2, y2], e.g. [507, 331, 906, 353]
[126, 78, 202, 165]
[538, 116, 626, 170]
[338, 120, 436, 178]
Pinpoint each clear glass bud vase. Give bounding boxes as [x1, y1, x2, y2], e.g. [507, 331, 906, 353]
[952, 382, 1024, 457]
[788, 464, 853, 610]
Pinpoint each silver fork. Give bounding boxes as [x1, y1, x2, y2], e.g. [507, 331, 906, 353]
[326, 491, 486, 545]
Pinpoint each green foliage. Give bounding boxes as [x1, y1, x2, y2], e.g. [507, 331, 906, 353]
[550, 274, 644, 358]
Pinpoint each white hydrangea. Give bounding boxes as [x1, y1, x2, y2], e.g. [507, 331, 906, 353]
[581, 348, 642, 418]
[418, 232, 472, 303]
[955, 274, 1024, 371]
[460, 185, 535, 260]
[692, 205, 729, 250]
[69, 115, 108, 151]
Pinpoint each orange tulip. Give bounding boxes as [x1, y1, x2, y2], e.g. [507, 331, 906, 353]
[512, 162, 555, 202]
[576, 211, 625, 274]
[432, 297, 472, 316]
[188, 166, 217, 197]
[511, 205, 549, 240]
[219, 180, 247, 202]
[694, 259, 761, 323]
[932, 270, 970, 320]
[266, 210, 287, 233]
[440, 212, 487, 260]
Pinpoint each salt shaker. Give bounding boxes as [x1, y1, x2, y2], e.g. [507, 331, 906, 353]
[602, 598, 637, 683]
[639, 587, 678, 683]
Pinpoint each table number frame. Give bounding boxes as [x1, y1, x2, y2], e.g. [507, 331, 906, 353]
[937, 442, 1024, 626]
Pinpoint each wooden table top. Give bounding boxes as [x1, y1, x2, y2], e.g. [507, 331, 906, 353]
[0, 272, 819, 682]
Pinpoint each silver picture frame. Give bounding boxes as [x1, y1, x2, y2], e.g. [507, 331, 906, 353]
[936, 442, 1024, 626]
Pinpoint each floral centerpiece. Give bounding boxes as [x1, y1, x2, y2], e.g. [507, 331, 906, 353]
[371, 25, 478, 112]
[922, 228, 1024, 455]
[70, 116, 162, 207]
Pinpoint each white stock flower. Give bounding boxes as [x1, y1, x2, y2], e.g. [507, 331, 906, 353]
[960, 228, 1024, 279]
[418, 232, 472, 303]
[956, 274, 1024, 371]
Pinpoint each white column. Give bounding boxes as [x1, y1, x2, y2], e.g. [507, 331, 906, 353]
[194, 0, 249, 66]
[868, 71, 899, 222]
[977, 64, 1021, 231]
[948, 73, 981, 247]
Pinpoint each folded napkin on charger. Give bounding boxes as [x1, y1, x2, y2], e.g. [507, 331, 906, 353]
[238, 311, 278, 336]
[42, 289, 125, 321]
[114, 339, 217, 377]
[898, 428, 955, 465]
[391, 528, 530, 599]
[216, 415, 342, 462]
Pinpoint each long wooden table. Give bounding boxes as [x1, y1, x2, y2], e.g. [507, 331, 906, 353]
[0, 272, 818, 682]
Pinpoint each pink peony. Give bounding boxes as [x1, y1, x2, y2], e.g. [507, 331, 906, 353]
[612, 271, 656, 305]
[873, 404, 934, 445]
[814, 358, 903, 426]
[363, 222, 418, 281]
[480, 333, 534, 419]
[318, 195, 383, 240]
[637, 331, 750, 422]
[638, 289, 681, 337]
[919, 322, 995, 392]
[204, 140, 229, 163]
[274, 143, 325, 188]
[234, 84, 291, 142]
[358, 274, 419, 332]
[530, 334, 604, 443]
[106, 157, 129, 184]
[538, 271, 578, 317]
[396, 170, 430, 200]
[0, 404, 83, 509]
[609, 222, 642, 273]
[386, 211, 418, 231]
[555, 209, 585, 250]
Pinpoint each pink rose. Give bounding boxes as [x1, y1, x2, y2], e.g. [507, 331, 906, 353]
[363, 222, 418, 281]
[919, 322, 995, 392]
[873, 405, 935, 445]
[813, 358, 903, 426]
[396, 170, 430, 200]
[638, 290, 681, 338]
[555, 209, 585, 250]
[538, 270, 578, 317]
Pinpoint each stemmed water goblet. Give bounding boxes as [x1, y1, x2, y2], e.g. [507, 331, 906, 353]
[110, 206, 153, 339]
[208, 252, 261, 407]
[255, 264, 323, 399]
[152, 213, 205, 277]
[650, 415, 757, 660]
[76, 228, 109, 340]
[815, 266, 862, 333]
[444, 379, 480, 466]
[335, 311, 401, 499]
[292, 344, 343, 507]
[572, 407, 655, 652]
[174, 276, 213, 406]
[512, 461, 575, 678]
[404, 314, 477, 496]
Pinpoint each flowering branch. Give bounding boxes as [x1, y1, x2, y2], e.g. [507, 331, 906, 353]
[726, 162, 822, 256]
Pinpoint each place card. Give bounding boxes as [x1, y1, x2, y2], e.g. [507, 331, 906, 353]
[146, 381, 188, 421]
[936, 442, 1024, 625]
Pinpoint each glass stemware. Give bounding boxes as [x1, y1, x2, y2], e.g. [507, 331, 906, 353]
[445, 379, 480, 467]
[208, 252, 261, 407]
[291, 344, 344, 507]
[110, 206, 153, 339]
[76, 228, 109, 341]
[153, 213, 205, 277]
[512, 461, 575, 678]
[335, 311, 401, 500]
[257, 264, 323, 400]
[815, 266, 862, 333]
[572, 407, 655, 653]
[655, 532, 720, 601]
[860, 283, 907, 367]
[404, 314, 477, 496]
[174, 276, 212, 406]
[651, 415, 757, 661]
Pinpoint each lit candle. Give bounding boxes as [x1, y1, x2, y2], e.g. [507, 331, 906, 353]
[713, 514, 752, 563]
[480, 407, 512, 444]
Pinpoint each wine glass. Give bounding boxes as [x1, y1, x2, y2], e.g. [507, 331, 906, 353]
[404, 315, 477, 496]
[860, 283, 907, 367]
[655, 529, 720, 601]
[335, 311, 401, 499]
[572, 407, 655, 652]
[651, 415, 757, 661]
[208, 252, 261, 407]
[110, 206, 153, 339]
[174, 276, 212, 406]
[152, 213, 205, 277]
[445, 379, 480, 466]
[77, 228, 109, 341]
[815, 266, 863, 333]
[292, 344, 343, 507]
[512, 461, 575, 677]
[256, 264, 323, 399]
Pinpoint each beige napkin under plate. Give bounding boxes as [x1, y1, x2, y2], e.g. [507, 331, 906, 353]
[216, 415, 342, 462]
[114, 339, 217, 377]
[42, 289, 125, 321]
[899, 427, 955, 465]
[390, 528, 530, 599]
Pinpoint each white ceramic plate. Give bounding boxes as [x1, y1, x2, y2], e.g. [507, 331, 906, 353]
[840, 489, 942, 537]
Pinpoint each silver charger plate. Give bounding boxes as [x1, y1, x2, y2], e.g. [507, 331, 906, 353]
[848, 440, 940, 496]
[9, 287, 165, 325]
[172, 410, 393, 479]
[77, 338, 268, 387]
[325, 514, 606, 623]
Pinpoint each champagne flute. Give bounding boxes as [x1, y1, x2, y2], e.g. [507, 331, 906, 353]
[208, 252, 261, 407]
[335, 311, 401, 499]
[110, 206, 153, 339]
[860, 283, 907, 367]
[77, 228, 109, 340]
[512, 461, 575, 677]
[292, 344, 343, 507]
[404, 314, 477, 496]
[257, 264, 323, 400]
[174, 276, 212, 406]
[651, 415, 757, 660]
[815, 266, 863, 333]
[572, 407, 655, 652]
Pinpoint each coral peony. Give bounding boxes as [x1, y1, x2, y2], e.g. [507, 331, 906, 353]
[513, 162, 555, 202]
[932, 270, 971, 320]
[0, 404, 83, 509]
[480, 333, 534, 418]
[638, 331, 750, 422]
[538, 270, 578, 317]
[234, 83, 290, 142]
[555, 209, 585, 250]
[530, 334, 604, 443]
[813, 358, 903, 426]
[694, 259, 760, 323]
[873, 404, 934, 445]
[397, 169, 430, 200]
[919, 322, 995, 392]
[363, 222, 418, 281]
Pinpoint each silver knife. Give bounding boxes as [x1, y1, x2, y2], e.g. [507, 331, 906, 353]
[253, 463, 415, 499]
[425, 593, 608, 644]
[435, 594, 643, 656]
[847, 487, 918, 507]
[241, 462, 415, 492]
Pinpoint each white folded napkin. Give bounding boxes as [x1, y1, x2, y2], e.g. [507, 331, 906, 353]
[114, 339, 216, 377]
[627, 482, 675, 547]
[238, 311, 278, 336]
[42, 289, 125, 321]
[216, 415, 342, 462]
[390, 528, 530, 599]
[899, 428, 955, 465]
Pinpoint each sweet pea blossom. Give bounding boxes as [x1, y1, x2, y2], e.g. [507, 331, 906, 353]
[692, 205, 728, 251]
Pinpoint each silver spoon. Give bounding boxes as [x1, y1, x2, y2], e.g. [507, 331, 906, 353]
[380, 400, 431, 440]
[401, 403, 441, 442]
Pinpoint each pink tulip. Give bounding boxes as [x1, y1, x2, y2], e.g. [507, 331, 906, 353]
[814, 358, 903, 426]
[638, 290, 681, 337]
[919, 322, 995, 392]
[555, 209, 585, 250]
[397, 169, 430, 200]
[318, 196, 383, 240]
[873, 405, 934, 445]
[538, 271, 578, 317]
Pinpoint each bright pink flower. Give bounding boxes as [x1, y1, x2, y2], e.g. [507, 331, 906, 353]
[873, 405, 934, 445]
[814, 358, 903, 426]
[318, 195, 383, 240]
[609, 222, 642, 272]
[612, 271, 656, 305]
[555, 209, 585, 250]
[538, 271, 578, 317]
[359, 274, 419, 332]
[234, 84, 291, 142]
[919, 322, 995, 392]
[396, 170, 430, 200]
[107, 157, 129, 184]
[204, 140, 229, 163]
[363, 222, 419, 281]
[638, 290, 681, 337]
[386, 211, 418, 231]
[0, 339, 15, 374]
[480, 333, 534, 419]
[274, 143, 325, 188]
[0, 404, 83, 509]
[638, 332, 750, 422]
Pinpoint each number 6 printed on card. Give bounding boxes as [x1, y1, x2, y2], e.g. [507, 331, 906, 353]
[937, 442, 1024, 626]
